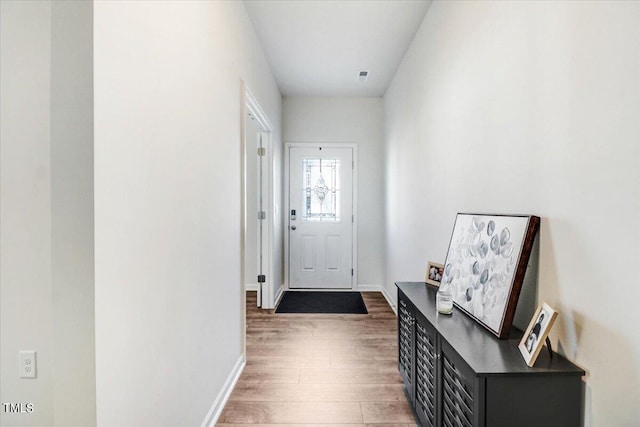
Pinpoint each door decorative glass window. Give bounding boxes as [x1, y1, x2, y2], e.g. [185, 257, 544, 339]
[302, 158, 340, 221]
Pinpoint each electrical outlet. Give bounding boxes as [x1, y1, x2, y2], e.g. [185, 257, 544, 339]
[19, 351, 36, 379]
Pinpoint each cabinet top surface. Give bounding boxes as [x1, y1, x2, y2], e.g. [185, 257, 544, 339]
[396, 282, 585, 376]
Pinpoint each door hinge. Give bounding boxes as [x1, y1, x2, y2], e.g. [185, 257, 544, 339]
[352, 214, 354, 223]
[258, 211, 266, 220]
[257, 147, 266, 156]
[351, 269, 354, 276]
[257, 275, 266, 283]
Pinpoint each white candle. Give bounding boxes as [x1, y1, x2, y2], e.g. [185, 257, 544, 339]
[436, 290, 453, 314]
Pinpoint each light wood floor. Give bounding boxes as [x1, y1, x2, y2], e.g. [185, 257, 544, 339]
[217, 291, 417, 426]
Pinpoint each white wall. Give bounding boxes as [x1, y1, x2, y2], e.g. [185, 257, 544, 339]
[50, 1, 96, 425]
[1, 1, 95, 426]
[270, 120, 284, 309]
[383, 1, 640, 426]
[94, 1, 281, 426]
[1, 2, 54, 425]
[283, 97, 385, 289]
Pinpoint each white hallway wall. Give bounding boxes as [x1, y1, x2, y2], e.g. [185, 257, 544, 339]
[94, 1, 281, 426]
[1, 3, 54, 425]
[384, 1, 639, 426]
[1, 1, 95, 426]
[283, 97, 385, 290]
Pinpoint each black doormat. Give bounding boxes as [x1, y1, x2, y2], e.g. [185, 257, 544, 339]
[275, 291, 368, 314]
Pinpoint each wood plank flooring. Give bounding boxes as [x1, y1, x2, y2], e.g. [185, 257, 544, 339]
[217, 292, 417, 426]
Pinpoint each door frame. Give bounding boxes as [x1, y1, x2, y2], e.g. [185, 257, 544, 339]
[284, 142, 358, 291]
[242, 83, 274, 309]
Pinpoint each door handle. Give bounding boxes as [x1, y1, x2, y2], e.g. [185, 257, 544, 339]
[291, 225, 296, 230]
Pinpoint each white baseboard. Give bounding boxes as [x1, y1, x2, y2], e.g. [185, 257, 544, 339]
[200, 354, 245, 427]
[354, 284, 382, 292]
[273, 284, 285, 307]
[355, 284, 397, 315]
[380, 285, 397, 315]
[246, 284, 284, 309]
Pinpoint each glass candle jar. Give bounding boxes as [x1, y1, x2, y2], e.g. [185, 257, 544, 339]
[436, 289, 453, 314]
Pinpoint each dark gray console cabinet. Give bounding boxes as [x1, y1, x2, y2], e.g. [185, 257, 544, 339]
[397, 282, 584, 427]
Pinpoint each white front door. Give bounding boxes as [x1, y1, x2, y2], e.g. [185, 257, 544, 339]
[288, 146, 353, 289]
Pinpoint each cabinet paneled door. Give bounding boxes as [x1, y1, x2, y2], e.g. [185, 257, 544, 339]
[397, 282, 584, 427]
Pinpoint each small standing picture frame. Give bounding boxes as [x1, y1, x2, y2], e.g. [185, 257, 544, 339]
[518, 302, 558, 367]
[425, 261, 444, 286]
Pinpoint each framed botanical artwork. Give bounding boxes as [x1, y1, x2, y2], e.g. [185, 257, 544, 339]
[439, 213, 540, 339]
[425, 261, 444, 286]
[518, 302, 558, 367]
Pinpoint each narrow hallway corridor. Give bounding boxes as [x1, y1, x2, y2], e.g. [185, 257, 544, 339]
[217, 292, 417, 425]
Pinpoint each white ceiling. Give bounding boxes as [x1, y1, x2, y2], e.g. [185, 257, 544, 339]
[244, 0, 431, 97]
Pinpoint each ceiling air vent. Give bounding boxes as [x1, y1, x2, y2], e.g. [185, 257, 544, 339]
[357, 70, 369, 82]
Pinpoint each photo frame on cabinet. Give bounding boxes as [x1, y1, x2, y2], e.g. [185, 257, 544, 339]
[425, 261, 444, 286]
[439, 213, 540, 339]
[518, 302, 558, 367]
